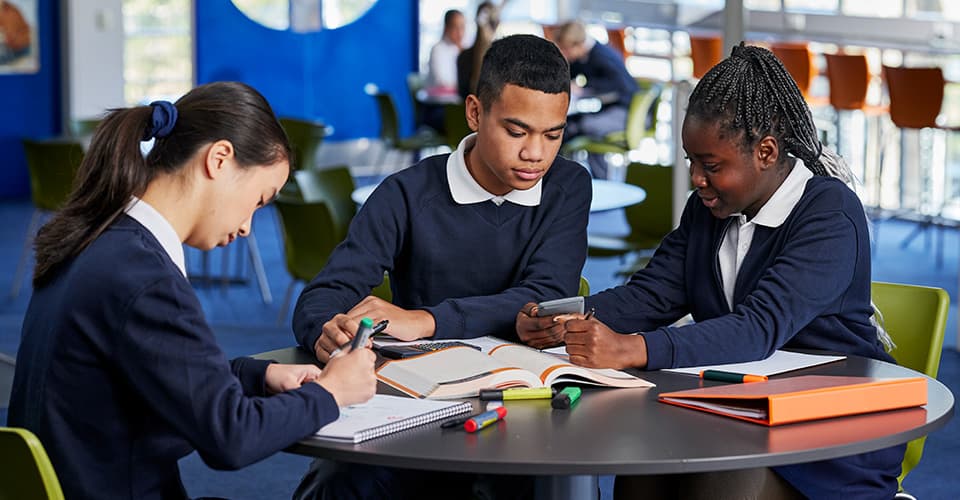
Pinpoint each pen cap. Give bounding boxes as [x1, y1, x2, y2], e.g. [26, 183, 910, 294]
[463, 406, 507, 432]
[551, 387, 582, 409]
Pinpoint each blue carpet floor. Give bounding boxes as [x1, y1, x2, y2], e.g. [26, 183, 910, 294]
[1, 192, 958, 498]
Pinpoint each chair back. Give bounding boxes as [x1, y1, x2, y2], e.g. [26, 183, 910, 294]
[624, 162, 674, 247]
[689, 35, 723, 79]
[882, 65, 945, 129]
[771, 43, 818, 97]
[624, 82, 663, 150]
[443, 103, 471, 149]
[824, 53, 871, 111]
[279, 117, 328, 171]
[293, 167, 356, 243]
[0, 427, 65, 500]
[22, 140, 83, 212]
[578, 276, 590, 296]
[606, 27, 628, 60]
[871, 281, 949, 490]
[372, 92, 402, 145]
[274, 194, 340, 282]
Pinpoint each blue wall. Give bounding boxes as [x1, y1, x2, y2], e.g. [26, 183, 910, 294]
[0, 0, 61, 198]
[196, 0, 419, 140]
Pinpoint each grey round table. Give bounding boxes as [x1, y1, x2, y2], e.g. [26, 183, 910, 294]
[350, 179, 646, 213]
[256, 348, 953, 500]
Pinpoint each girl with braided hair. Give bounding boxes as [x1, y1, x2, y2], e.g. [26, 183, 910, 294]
[9, 81, 376, 499]
[517, 44, 903, 498]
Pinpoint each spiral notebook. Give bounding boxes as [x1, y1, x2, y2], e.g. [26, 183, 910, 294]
[314, 394, 472, 443]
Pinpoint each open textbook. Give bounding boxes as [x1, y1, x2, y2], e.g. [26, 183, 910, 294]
[375, 338, 654, 399]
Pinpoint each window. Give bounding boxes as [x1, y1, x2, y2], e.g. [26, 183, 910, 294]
[122, 0, 193, 105]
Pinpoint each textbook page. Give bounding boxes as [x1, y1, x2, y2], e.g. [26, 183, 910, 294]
[662, 350, 846, 377]
[490, 343, 654, 388]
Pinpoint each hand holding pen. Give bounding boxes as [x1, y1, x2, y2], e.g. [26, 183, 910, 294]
[347, 295, 436, 341]
[315, 314, 388, 362]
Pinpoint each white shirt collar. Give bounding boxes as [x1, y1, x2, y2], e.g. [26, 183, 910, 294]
[125, 197, 187, 278]
[446, 133, 542, 206]
[744, 158, 814, 228]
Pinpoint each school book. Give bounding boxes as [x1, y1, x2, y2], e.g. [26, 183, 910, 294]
[658, 375, 927, 426]
[313, 394, 472, 443]
[376, 342, 654, 399]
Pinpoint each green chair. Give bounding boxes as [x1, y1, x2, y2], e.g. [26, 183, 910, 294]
[368, 88, 446, 173]
[279, 117, 330, 171]
[68, 118, 101, 138]
[274, 194, 340, 324]
[871, 281, 948, 497]
[12, 140, 84, 297]
[589, 163, 675, 274]
[0, 427, 65, 499]
[443, 102, 471, 149]
[562, 81, 663, 161]
[293, 166, 357, 243]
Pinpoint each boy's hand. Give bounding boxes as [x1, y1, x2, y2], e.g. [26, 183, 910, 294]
[264, 363, 323, 394]
[347, 296, 435, 341]
[515, 302, 567, 349]
[563, 318, 648, 370]
[314, 314, 359, 363]
[314, 347, 377, 407]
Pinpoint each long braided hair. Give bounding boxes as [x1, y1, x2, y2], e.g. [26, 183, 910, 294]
[687, 43, 893, 351]
[687, 43, 854, 184]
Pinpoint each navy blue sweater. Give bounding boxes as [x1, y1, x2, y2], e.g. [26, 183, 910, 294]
[570, 42, 639, 108]
[9, 216, 339, 500]
[587, 176, 902, 497]
[294, 153, 591, 350]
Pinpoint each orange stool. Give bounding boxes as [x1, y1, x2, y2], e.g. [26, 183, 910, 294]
[689, 35, 723, 79]
[771, 42, 828, 107]
[607, 27, 628, 61]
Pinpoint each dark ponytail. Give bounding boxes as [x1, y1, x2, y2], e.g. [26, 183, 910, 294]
[33, 81, 291, 286]
[686, 43, 854, 183]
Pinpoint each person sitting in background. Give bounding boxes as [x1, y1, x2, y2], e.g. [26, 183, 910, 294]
[425, 9, 465, 97]
[422, 9, 466, 132]
[292, 34, 589, 499]
[8, 81, 377, 499]
[554, 20, 639, 179]
[517, 44, 903, 499]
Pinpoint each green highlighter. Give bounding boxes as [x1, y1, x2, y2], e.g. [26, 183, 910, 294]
[551, 387, 582, 409]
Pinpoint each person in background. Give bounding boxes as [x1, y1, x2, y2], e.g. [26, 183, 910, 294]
[457, 0, 509, 100]
[517, 43, 903, 499]
[553, 20, 639, 179]
[8, 81, 377, 499]
[0, 0, 30, 63]
[293, 34, 588, 499]
[426, 9, 465, 97]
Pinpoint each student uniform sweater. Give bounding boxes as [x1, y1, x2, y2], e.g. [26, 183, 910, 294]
[9, 216, 339, 500]
[293, 153, 591, 351]
[587, 175, 903, 498]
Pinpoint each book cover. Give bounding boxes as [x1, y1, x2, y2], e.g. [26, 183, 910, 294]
[376, 343, 654, 399]
[658, 375, 927, 426]
[314, 394, 472, 443]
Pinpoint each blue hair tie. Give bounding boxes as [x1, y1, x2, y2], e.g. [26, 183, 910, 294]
[143, 100, 178, 140]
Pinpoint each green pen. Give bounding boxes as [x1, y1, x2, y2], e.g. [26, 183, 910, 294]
[551, 387, 582, 409]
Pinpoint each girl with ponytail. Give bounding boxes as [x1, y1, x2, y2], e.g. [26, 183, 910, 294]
[517, 44, 903, 498]
[10, 81, 376, 499]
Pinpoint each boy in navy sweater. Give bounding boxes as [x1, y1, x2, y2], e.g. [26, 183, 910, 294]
[294, 34, 591, 364]
[518, 44, 902, 499]
[292, 35, 588, 499]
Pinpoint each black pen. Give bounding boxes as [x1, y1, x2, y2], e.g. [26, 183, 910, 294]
[583, 308, 595, 320]
[372, 320, 389, 335]
[440, 412, 481, 429]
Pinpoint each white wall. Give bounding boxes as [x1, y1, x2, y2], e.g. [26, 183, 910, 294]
[65, 0, 125, 121]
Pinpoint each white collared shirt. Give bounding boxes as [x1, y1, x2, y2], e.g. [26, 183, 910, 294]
[446, 133, 542, 207]
[718, 160, 814, 309]
[125, 197, 187, 278]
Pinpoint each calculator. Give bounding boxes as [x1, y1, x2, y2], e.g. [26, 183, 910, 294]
[377, 341, 481, 359]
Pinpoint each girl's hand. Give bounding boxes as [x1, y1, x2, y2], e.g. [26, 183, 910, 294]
[515, 302, 572, 349]
[563, 318, 648, 370]
[314, 347, 377, 407]
[264, 363, 323, 394]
